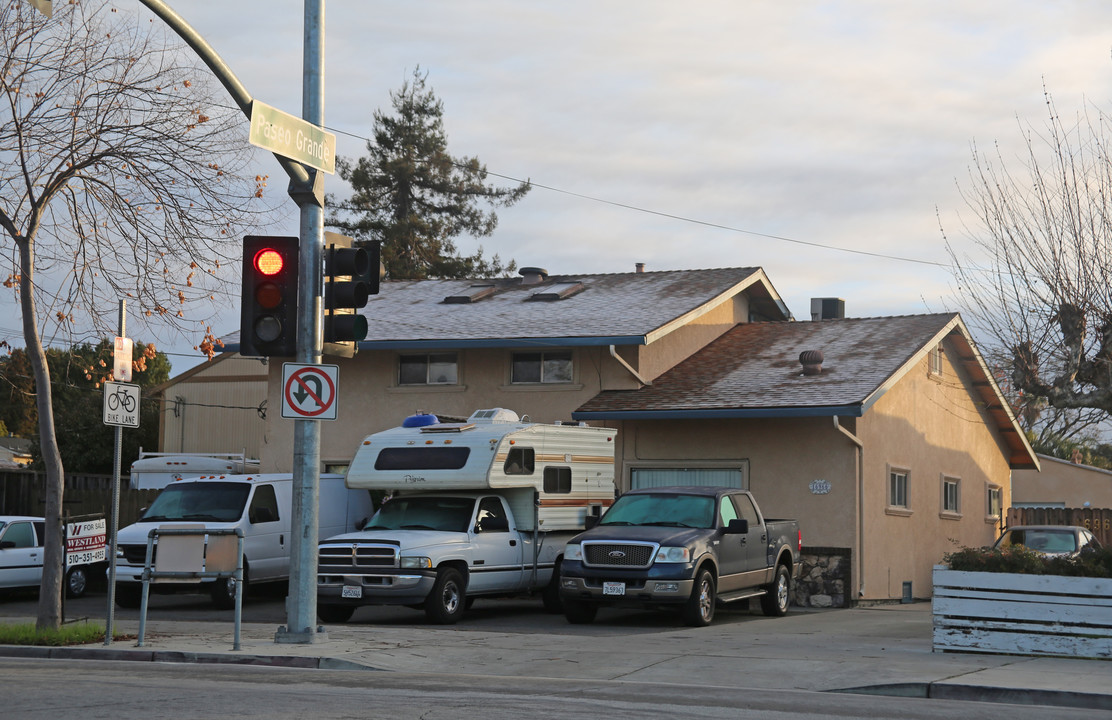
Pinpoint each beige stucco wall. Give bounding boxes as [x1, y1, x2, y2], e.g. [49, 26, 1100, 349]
[260, 345, 643, 472]
[157, 353, 267, 457]
[856, 336, 1012, 602]
[614, 416, 859, 549]
[634, 295, 748, 381]
[1012, 455, 1112, 508]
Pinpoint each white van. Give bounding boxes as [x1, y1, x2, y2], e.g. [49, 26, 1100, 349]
[113, 473, 373, 608]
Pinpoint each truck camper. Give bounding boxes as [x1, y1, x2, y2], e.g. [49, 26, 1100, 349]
[317, 408, 616, 624]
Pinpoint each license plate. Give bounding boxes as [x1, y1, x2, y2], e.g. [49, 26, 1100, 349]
[341, 585, 362, 599]
[603, 581, 625, 596]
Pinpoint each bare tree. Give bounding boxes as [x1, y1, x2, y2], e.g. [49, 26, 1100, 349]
[944, 89, 1112, 440]
[0, 1, 276, 630]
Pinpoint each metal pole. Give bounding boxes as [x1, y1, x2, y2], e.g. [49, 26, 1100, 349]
[104, 299, 125, 645]
[277, 0, 326, 644]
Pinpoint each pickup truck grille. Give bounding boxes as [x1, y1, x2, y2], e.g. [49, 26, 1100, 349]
[318, 544, 398, 570]
[582, 542, 656, 569]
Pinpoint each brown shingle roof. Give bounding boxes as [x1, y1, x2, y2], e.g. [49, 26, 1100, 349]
[575, 314, 961, 415]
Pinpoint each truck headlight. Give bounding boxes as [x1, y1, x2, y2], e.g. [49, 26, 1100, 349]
[654, 547, 690, 563]
[399, 556, 431, 569]
[564, 544, 582, 561]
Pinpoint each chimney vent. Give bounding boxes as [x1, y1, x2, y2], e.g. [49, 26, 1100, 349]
[799, 349, 824, 375]
[810, 298, 845, 321]
[635, 263, 645, 273]
[519, 267, 549, 285]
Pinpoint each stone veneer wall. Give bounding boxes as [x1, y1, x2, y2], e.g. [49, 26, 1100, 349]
[792, 547, 852, 609]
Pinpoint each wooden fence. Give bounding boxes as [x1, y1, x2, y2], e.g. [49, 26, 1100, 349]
[1006, 506, 1112, 548]
[0, 470, 160, 527]
[933, 566, 1112, 658]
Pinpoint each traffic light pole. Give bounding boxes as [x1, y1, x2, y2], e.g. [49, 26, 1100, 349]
[119, 0, 327, 644]
[277, 0, 327, 644]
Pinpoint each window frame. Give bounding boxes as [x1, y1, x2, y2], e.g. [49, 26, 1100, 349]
[985, 484, 1002, 521]
[510, 350, 573, 384]
[543, 466, 572, 494]
[886, 465, 911, 516]
[940, 475, 961, 518]
[928, 344, 944, 377]
[397, 352, 459, 386]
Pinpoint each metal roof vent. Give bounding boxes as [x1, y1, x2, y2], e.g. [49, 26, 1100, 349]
[519, 267, 549, 285]
[799, 350, 824, 376]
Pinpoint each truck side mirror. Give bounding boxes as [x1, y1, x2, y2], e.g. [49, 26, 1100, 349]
[725, 518, 749, 534]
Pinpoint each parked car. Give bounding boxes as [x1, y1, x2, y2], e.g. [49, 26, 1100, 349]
[992, 525, 1102, 557]
[0, 515, 94, 597]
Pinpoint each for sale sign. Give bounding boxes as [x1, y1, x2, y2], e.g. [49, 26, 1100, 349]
[66, 518, 107, 567]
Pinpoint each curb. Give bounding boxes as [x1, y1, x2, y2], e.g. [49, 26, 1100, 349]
[835, 681, 1112, 711]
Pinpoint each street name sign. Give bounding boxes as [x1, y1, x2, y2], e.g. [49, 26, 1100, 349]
[249, 100, 336, 174]
[282, 363, 339, 420]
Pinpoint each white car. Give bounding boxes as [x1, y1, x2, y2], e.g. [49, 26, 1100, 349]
[0, 516, 92, 598]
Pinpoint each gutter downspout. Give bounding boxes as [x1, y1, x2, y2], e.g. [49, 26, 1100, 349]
[609, 345, 651, 386]
[833, 416, 865, 600]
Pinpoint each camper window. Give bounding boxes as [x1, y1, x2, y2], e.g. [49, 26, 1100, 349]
[374, 446, 471, 471]
[503, 447, 535, 475]
[543, 466, 572, 494]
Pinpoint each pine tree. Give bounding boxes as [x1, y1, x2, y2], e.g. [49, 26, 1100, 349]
[328, 68, 530, 279]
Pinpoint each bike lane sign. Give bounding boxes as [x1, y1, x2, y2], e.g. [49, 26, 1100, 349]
[282, 363, 338, 421]
[103, 381, 140, 428]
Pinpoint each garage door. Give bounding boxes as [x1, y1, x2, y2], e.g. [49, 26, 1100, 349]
[630, 467, 746, 490]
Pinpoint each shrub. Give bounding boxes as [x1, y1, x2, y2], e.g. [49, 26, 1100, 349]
[944, 545, 1112, 578]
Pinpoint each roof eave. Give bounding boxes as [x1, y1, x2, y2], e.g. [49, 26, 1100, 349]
[572, 405, 865, 421]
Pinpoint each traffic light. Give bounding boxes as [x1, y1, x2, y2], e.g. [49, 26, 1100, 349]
[240, 235, 299, 357]
[323, 233, 381, 355]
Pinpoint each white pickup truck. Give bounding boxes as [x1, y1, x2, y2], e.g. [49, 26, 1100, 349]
[316, 408, 616, 624]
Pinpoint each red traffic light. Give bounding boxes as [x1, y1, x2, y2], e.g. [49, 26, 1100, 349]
[254, 248, 285, 276]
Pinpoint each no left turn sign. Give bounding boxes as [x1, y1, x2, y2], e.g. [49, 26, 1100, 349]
[282, 363, 339, 420]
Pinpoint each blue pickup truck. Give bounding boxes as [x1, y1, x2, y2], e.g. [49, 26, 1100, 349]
[558, 486, 802, 626]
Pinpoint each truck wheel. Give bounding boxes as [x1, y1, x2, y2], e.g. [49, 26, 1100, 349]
[760, 564, 791, 617]
[211, 564, 248, 610]
[424, 567, 466, 624]
[318, 604, 355, 624]
[65, 566, 89, 598]
[114, 583, 142, 609]
[682, 567, 716, 626]
[541, 562, 563, 613]
[563, 598, 597, 624]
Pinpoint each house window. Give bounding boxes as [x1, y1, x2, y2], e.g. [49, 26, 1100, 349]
[888, 469, 909, 510]
[399, 353, 458, 385]
[543, 466, 572, 493]
[986, 485, 1002, 519]
[941, 476, 961, 516]
[929, 344, 943, 377]
[511, 351, 572, 384]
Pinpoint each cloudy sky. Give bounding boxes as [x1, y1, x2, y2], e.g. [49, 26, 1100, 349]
[9, 1, 1112, 373]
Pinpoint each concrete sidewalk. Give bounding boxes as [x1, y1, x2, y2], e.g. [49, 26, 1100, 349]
[2, 602, 1109, 710]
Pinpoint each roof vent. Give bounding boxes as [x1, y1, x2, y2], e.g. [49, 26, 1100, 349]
[811, 298, 845, 321]
[529, 281, 585, 301]
[467, 408, 521, 424]
[799, 350, 824, 376]
[635, 263, 646, 273]
[443, 284, 495, 304]
[519, 267, 549, 285]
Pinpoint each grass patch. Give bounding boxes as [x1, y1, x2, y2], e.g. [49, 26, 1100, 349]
[0, 621, 120, 646]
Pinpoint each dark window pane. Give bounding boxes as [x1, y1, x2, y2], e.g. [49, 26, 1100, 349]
[504, 447, 535, 475]
[375, 447, 471, 470]
[512, 353, 542, 383]
[399, 355, 427, 385]
[543, 466, 572, 494]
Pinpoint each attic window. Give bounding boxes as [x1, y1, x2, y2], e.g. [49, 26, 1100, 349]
[443, 284, 495, 304]
[529, 282, 585, 301]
